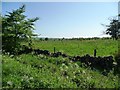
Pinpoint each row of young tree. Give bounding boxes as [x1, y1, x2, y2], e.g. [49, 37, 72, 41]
[1, 4, 120, 55]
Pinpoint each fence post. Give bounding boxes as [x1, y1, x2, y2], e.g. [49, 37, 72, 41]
[94, 49, 97, 57]
[54, 47, 56, 53]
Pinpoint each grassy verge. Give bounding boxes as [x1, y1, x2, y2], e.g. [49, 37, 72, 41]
[2, 54, 119, 88]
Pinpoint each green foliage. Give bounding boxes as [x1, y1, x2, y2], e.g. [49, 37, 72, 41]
[2, 54, 119, 88]
[104, 18, 120, 40]
[2, 5, 39, 54]
[114, 50, 120, 75]
[45, 37, 48, 41]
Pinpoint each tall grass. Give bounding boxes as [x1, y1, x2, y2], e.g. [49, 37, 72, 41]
[2, 54, 119, 88]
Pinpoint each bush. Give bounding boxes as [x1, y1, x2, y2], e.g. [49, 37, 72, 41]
[45, 38, 48, 41]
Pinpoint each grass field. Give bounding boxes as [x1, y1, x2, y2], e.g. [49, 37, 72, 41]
[2, 39, 120, 88]
[32, 39, 118, 56]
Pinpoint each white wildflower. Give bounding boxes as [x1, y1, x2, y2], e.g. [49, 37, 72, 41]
[73, 76, 76, 78]
[62, 63, 65, 66]
[66, 76, 69, 79]
[82, 70, 86, 74]
[29, 77, 33, 80]
[74, 63, 79, 68]
[65, 65, 68, 69]
[7, 81, 13, 86]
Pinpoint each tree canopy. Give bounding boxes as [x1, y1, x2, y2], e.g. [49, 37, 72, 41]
[104, 17, 120, 40]
[2, 5, 39, 54]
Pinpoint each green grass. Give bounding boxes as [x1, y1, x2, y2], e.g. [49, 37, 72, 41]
[2, 54, 119, 88]
[32, 39, 118, 56]
[3, 39, 119, 88]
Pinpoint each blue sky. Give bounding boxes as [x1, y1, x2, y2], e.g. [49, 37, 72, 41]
[2, 2, 118, 38]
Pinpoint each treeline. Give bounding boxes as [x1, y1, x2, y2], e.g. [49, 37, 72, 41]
[36, 37, 112, 41]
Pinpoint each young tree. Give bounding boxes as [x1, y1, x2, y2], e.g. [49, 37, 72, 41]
[2, 5, 39, 54]
[103, 18, 120, 40]
[107, 19, 118, 40]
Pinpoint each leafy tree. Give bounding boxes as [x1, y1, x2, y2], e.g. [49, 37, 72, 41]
[45, 37, 48, 41]
[2, 5, 39, 55]
[104, 18, 120, 40]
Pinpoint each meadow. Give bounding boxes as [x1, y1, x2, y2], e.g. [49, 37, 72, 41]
[2, 3, 120, 89]
[2, 39, 120, 88]
[32, 39, 118, 56]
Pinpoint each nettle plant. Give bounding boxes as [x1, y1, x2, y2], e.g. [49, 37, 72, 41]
[2, 5, 39, 55]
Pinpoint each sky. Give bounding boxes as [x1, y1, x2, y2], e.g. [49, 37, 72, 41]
[2, 2, 118, 38]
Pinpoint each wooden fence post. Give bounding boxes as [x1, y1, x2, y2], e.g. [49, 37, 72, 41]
[54, 47, 56, 53]
[94, 49, 97, 57]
